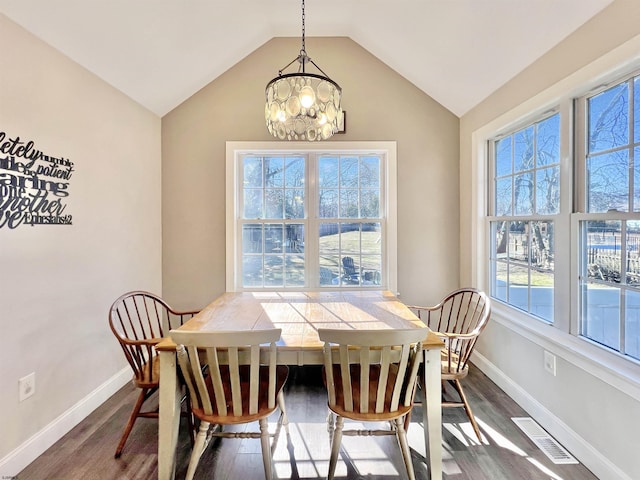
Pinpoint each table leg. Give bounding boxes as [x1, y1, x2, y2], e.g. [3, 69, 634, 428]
[422, 348, 442, 480]
[158, 349, 181, 480]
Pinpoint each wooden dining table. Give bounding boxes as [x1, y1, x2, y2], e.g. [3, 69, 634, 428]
[156, 290, 444, 480]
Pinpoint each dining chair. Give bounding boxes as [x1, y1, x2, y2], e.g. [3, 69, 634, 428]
[108, 290, 199, 458]
[171, 328, 289, 480]
[318, 327, 428, 480]
[407, 288, 491, 441]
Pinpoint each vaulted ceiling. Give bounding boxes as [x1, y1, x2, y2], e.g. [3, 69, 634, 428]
[0, 0, 614, 117]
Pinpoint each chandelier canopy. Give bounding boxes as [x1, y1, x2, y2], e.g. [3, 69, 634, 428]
[265, 0, 343, 141]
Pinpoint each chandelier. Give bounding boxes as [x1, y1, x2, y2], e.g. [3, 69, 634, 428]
[265, 0, 343, 141]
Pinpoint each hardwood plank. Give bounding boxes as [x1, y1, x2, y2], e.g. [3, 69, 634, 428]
[19, 364, 597, 480]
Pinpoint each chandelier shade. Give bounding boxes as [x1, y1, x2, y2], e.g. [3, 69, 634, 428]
[265, 0, 343, 141]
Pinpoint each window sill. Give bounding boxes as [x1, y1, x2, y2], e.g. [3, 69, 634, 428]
[490, 302, 640, 401]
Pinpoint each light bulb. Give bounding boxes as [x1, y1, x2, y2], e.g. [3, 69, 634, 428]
[299, 86, 315, 108]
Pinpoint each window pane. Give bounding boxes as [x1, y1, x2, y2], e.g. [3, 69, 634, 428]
[265, 224, 283, 253]
[285, 224, 304, 253]
[320, 256, 340, 286]
[244, 157, 263, 188]
[264, 157, 284, 187]
[362, 223, 382, 255]
[319, 189, 338, 218]
[341, 255, 361, 285]
[625, 290, 640, 360]
[319, 223, 339, 253]
[361, 255, 382, 285]
[495, 177, 512, 216]
[340, 189, 358, 218]
[341, 223, 360, 254]
[285, 157, 304, 187]
[285, 190, 304, 219]
[319, 156, 338, 188]
[587, 150, 629, 213]
[340, 157, 359, 187]
[531, 270, 554, 322]
[493, 261, 508, 302]
[530, 220, 554, 271]
[582, 283, 620, 351]
[586, 220, 622, 284]
[243, 189, 263, 219]
[361, 189, 380, 218]
[588, 82, 629, 154]
[536, 114, 560, 167]
[536, 166, 560, 214]
[265, 189, 284, 219]
[361, 156, 380, 188]
[496, 137, 512, 177]
[514, 172, 533, 215]
[508, 264, 529, 312]
[514, 126, 534, 173]
[285, 255, 304, 286]
[627, 220, 640, 286]
[264, 256, 284, 287]
[242, 224, 262, 254]
[242, 256, 262, 287]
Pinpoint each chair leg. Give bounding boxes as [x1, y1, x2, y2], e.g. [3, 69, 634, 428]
[451, 379, 482, 442]
[185, 421, 211, 480]
[115, 388, 149, 458]
[259, 418, 273, 480]
[394, 417, 416, 480]
[277, 390, 290, 436]
[327, 415, 344, 480]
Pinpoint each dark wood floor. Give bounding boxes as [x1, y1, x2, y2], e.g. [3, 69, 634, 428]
[19, 365, 598, 480]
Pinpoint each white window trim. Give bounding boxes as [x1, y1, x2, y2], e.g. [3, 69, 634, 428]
[470, 33, 640, 401]
[225, 141, 397, 293]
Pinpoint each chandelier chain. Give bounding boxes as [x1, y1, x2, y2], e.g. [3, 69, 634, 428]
[301, 0, 306, 54]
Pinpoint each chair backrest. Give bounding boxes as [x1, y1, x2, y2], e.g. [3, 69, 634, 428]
[342, 256, 357, 276]
[318, 328, 427, 415]
[109, 291, 197, 384]
[171, 329, 282, 418]
[420, 288, 491, 372]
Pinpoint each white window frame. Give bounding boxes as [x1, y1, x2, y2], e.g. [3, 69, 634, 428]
[470, 37, 640, 400]
[225, 141, 397, 293]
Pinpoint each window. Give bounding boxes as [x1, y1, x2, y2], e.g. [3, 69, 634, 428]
[576, 73, 640, 361]
[483, 67, 640, 364]
[489, 113, 560, 323]
[226, 142, 397, 292]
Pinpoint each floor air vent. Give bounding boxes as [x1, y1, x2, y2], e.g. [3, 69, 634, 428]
[512, 417, 578, 464]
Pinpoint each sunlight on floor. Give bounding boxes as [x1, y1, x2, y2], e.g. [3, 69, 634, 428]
[269, 413, 566, 480]
[272, 420, 405, 478]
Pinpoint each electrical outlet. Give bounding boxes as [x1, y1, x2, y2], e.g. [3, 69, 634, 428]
[19, 372, 36, 401]
[544, 351, 556, 376]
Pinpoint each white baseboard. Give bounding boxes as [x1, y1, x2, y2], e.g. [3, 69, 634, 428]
[472, 351, 631, 480]
[0, 367, 131, 477]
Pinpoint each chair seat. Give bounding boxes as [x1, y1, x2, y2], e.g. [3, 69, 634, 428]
[325, 363, 413, 421]
[440, 350, 469, 380]
[133, 355, 161, 388]
[193, 364, 289, 425]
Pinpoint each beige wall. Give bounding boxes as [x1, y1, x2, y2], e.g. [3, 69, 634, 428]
[460, 2, 640, 479]
[162, 37, 460, 309]
[0, 15, 162, 473]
